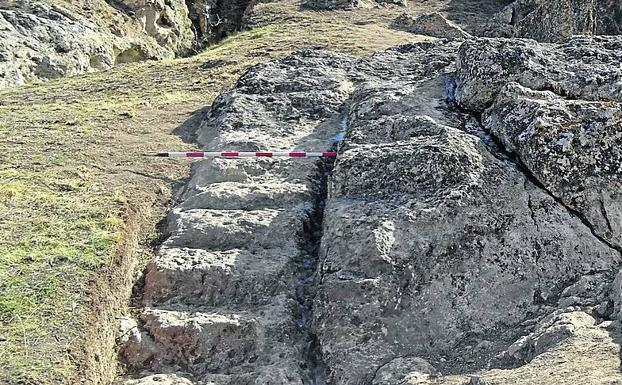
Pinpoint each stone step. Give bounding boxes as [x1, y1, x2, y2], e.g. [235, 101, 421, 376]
[164, 208, 313, 250]
[121, 299, 303, 378]
[179, 180, 313, 211]
[142, 246, 299, 307]
[180, 158, 320, 201]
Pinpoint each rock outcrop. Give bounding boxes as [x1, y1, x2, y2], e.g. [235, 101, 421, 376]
[0, 0, 253, 88]
[483, 0, 622, 41]
[0, 0, 194, 88]
[455, 37, 622, 249]
[118, 49, 356, 384]
[399, 12, 471, 40]
[120, 34, 622, 384]
[314, 40, 622, 384]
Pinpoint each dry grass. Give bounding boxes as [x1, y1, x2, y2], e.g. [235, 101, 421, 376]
[0, 1, 419, 383]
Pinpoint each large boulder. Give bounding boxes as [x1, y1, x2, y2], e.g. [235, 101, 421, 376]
[455, 36, 622, 113]
[455, 37, 622, 249]
[483, 83, 622, 249]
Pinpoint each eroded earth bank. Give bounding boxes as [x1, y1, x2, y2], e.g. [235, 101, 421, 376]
[116, 3, 622, 385]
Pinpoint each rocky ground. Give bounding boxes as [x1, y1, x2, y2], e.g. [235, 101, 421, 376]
[2, 0, 622, 384]
[118, 8, 622, 385]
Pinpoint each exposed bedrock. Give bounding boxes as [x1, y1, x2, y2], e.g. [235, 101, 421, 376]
[0, 0, 194, 88]
[0, 0, 253, 88]
[120, 37, 622, 384]
[313, 41, 622, 384]
[455, 37, 622, 249]
[482, 0, 622, 42]
[119, 49, 357, 385]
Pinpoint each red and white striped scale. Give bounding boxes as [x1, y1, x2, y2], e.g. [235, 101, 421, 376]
[150, 151, 337, 158]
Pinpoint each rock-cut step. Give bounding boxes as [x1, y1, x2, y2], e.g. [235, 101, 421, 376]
[142, 246, 299, 307]
[164, 208, 313, 250]
[122, 298, 305, 383]
[179, 180, 314, 211]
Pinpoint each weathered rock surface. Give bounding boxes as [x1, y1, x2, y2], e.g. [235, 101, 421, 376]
[312, 41, 621, 384]
[483, 0, 622, 42]
[428, 312, 622, 385]
[454, 37, 622, 250]
[408, 12, 471, 40]
[484, 83, 622, 249]
[0, 0, 193, 88]
[121, 18, 622, 385]
[455, 36, 622, 113]
[0, 0, 253, 88]
[120, 0, 195, 53]
[119, 49, 356, 384]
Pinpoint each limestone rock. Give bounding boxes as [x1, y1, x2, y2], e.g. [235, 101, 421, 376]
[142, 246, 296, 307]
[493, 311, 597, 366]
[122, 39, 622, 384]
[0, 0, 255, 88]
[121, 49, 350, 383]
[0, 2, 116, 88]
[455, 36, 622, 112]
[410, 13, 471, 40]
[372, 357, 438, 385]
[0, 0, 194, 88]
[454, 37, 622, 248]
[483, 82, 622, 248]
[122, 373, 195, 385]
[118, 0, 195, 54]
[121, 322, 160, 369]
[312, 41, 621, 383]
[482, 0, 622, 42]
